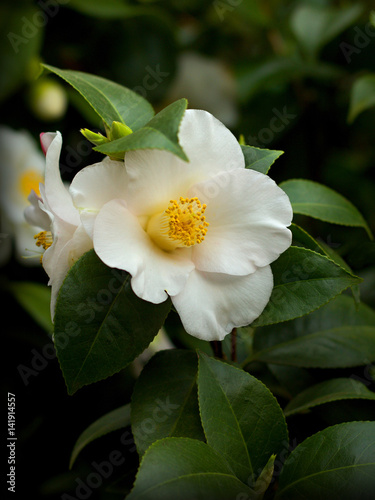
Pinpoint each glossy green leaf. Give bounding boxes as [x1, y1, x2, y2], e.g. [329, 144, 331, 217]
[131, 350, 204, 456]
[280, 179, 373, 238]
[54, 250, 171, 394]
[95, 99, 188, 161]
[252, 246, 361, 327]
[284, 378, 375, 417]
[252, 326, 375, 368]
[42, 64, 154, 130]
[277, 422, 375, 499]
[291, 224, 360, 302]
[290, 4, 363, 60]
[253, 294, 375, 351]
[198, 353, 288, 485]
[127, 437, 257, 500]
[9, 282, 52, 334]
[70, 404, 131, 468]
[0, 5, 43, 101]
[241, 145, 283, 174]
[348, 74, 375, 123]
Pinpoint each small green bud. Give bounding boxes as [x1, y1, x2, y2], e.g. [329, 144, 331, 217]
[109, 121, 133, 141]
[238, 134, 246, 146]
[80, 128, 109, 146]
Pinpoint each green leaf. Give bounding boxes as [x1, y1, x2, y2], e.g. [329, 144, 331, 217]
[252, 246, 362, 327]
[54, 250, 171, 394]
[348, 74, 375, 123]
[280, 179, 373, 239]
[127, 437, 257, 500]
[284, 378, 375, 417]
[9, 282, 52, 334]
[131, 350, 204, 456]
[237, 57, 343, 103]
[94, 99, 188, 161]
[70, 404, 131, 468]
[291, 224, 360, 302]
[198, 353, 288, 485]
[42, 64, 154, 130]
[253, 294, 375, 351]
[252, 326, 375, 368]
[0, 6, 43, 101]
[276, 422, 375, 499]
[290, 4, 363, 60]
[241, 145, 283, 174]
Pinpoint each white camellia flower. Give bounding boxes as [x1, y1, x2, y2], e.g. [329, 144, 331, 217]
[69, 110, 293, 340]
[0, 127, 45, 264]
[24, 132, 93, 316]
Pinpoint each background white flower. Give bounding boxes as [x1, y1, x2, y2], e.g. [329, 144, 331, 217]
[70, 110, 293, 341]
[0, 127, 45, 265]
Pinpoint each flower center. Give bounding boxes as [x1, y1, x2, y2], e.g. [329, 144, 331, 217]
[34, 231, 53, 251]
[147, 197, 209, 251]
[19, 169, 43, 199]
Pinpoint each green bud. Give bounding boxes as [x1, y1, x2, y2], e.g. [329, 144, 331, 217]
[80, 128, 109, 146]
[238, 134, 246, 146]
[109, 121, 133, 141]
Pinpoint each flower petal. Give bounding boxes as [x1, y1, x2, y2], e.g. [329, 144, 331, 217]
[124, 109, 245, 215]
[171, 266, 274, 341]
[189, 168, 292, 275]
[24, 190, 51, 230]
[69, 157, 127, 238]
[44, 223, 92, 318]
[43, 132, 80, 226]
[93, 199, 194, 304]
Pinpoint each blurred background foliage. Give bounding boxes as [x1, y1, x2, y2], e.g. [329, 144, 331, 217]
[1, 0, 375, 498]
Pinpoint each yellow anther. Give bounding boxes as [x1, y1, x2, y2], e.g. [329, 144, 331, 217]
[146, 196, 209, 251]
[34, 231, 53, 251]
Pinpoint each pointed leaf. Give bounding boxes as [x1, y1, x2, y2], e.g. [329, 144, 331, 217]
[70, 404, 131, 468]
[131, 350, 204, 456]
[277, 422, 375, 499]
[252, 326, 375, 368]
[42, 64, 154, 130]
[348, 74, 375, 123]
[241, 145, 283, 174]
[280, 179, 373, 238]
[284, 378, 375, 417]
[127, 437, 257, 500]
[252, 246, 362, 327]
[54, 250, 171, 394]
[198, 353, 288, 485]
[290, 4, 363, 60]
[94, 99, 188, 161]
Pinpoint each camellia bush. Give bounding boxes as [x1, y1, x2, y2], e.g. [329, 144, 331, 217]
[19, 64, 375, 499]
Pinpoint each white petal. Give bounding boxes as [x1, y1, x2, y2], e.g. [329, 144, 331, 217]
[24, 190, 51, 230]
[93, 199, 194, 304]
[69, 157, 127, 238]
[189, 168, 292, 275]
[172, 266, 274, 341]
[43, 132, 80, 226]
[46, 224, 93, 318]
[124, 109, 245, 216]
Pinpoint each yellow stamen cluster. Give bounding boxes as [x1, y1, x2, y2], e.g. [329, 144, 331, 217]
[34, 231, 53, 251]
[164, 197, 209, 247]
